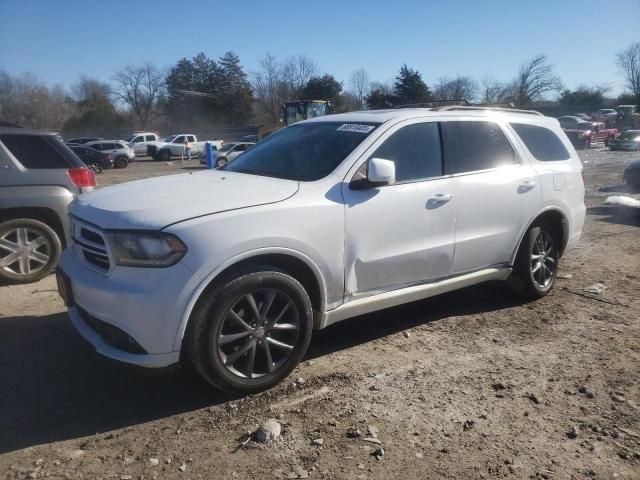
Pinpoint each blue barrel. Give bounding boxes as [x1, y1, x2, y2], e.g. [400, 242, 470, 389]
[205, 142, 214, 169]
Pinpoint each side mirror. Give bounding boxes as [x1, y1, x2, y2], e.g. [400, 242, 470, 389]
[368, 157, 396, 185]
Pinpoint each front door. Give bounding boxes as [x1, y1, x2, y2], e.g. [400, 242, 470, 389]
[341, 121, 456, 297]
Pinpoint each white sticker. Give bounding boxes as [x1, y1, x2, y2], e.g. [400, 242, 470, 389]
[337, 124, 375, 134]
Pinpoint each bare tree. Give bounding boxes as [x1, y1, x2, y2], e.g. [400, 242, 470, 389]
[479, 75, 505, 104]
[511, 55, 562, 106]
[433, 76, 478, 102]
[282, 55, 317, 98]
[349, 68, 370, 109]
[0, 70, 74, 129]
[113, 63, 164, 128]
[616, 42, 640, 103]
[71, 75, 112, 103]
[252, 53, 287, 123]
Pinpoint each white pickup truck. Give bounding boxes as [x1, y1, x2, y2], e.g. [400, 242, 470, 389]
[147, 134, 223, 161]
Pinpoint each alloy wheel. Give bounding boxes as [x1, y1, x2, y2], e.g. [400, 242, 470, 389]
[530, 231, 556, 288]
[0, 227, 51, 276]
[216, 288, 300, 379]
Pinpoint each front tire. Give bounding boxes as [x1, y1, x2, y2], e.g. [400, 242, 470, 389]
[115, 156, 128, 168]
[215, 157, 228, 168]
[507, 223, 559, 300]
[160, 149, 171, 162]
[0, 218, 62, 284]
[186, 266, 313, 394]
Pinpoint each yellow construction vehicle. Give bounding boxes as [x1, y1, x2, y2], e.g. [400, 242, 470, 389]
[257, 100, 332, 140]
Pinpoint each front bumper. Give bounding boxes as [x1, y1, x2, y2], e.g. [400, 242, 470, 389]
[68, 305, 180, 368]
[59, 247, 201, 368]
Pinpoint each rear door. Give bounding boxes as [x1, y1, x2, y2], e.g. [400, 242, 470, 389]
[441, 120, 541, 274]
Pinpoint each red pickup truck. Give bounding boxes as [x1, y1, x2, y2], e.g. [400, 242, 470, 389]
[563, 121, 618, 149]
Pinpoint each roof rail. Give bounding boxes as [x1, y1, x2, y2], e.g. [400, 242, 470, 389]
[434, 105, 543, 116]
[393, 99, 470, 109]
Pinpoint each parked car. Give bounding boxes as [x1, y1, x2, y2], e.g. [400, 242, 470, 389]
[598, 108, 617, 122]
[240, 134, 258, 143]
[124, 132, 160, 156]
[557, 116, 584, 129]
[608, 130, 640, 151]
[69, 145, 114, 173]
[85, 140, 134, 168]
[146, 134, 223, 161]
[58, 108, 585, 394]
[574, 113, 591, 121]
[0, 126, 95, 284]
[66, 137, 103, 145]
[623, 159, 640, 190]
[199, 142, 255, 167]
[563, 121, 618, 149]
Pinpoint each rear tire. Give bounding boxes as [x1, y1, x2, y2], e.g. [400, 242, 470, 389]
[0, 218, 61, 284]
[507, 223, 559, 300]
[115, 156, 128, 168]
[186, 266, 313, 394]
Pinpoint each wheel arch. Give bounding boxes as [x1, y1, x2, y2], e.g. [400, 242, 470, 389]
[510, 208, 569, 266]
[0, 207, 67, 248]
[174, 248, 328, 352]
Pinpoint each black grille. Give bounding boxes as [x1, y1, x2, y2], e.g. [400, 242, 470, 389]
[81, 227, 104, 245]
[78, 306, 147, 354]
[147, 145, 157, 156]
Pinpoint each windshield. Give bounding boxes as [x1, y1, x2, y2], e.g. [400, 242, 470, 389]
[619, 131, 640, 140]
[219, 143, 236, 152]
[162, 135, 176, 142]
[224, 122, 379, 181]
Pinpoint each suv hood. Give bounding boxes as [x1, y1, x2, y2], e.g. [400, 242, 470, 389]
[70, 170, 299, 230]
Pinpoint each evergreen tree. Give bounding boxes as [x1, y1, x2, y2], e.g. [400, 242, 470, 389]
[218, 51, 253, 125]
[301, 74, 343, 107]
[393, 64, 432, 105]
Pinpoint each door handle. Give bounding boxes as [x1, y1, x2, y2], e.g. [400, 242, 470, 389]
[429, 193, 453, 203]
[518, 180, 537, 193]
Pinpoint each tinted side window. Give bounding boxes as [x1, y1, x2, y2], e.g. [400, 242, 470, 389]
[511, 123, 570, 162]
[369, 122, 442, 183]
[145, 135, 155, 141]
[0, 134, 72, 169]
[90, 143, 102, 150]
[187, 135, 195, 142]
[174, 136, 185, 144]
[441, 121, 517, 175]
[133, 136, 143, 143]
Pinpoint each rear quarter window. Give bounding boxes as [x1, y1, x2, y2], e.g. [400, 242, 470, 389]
[0, 134, 76, 169]
[510, 123, 571, 161]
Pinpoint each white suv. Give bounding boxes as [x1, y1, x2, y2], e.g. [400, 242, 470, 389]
[58, 107, 585, 394]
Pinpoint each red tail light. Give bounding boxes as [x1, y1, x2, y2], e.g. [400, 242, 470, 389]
[67, 167, 96, 187]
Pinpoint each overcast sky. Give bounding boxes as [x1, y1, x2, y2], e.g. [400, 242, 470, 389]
[1, 0, 639, 96]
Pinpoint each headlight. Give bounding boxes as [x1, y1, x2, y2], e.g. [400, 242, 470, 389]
[108, 231, 187, 267]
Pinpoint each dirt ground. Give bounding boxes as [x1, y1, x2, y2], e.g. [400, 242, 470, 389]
[1, 148, 639, 480]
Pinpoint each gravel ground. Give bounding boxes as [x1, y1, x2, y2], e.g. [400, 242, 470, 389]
[1, 147, 639, 479]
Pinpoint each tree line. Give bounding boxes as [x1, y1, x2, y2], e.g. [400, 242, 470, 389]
[1, 42, 639, 136]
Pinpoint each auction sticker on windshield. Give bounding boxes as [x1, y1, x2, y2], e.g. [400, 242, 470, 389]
[337, 124, 376, 134]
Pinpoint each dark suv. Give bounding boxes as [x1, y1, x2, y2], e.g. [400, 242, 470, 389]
[0, 127, 96, 284]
